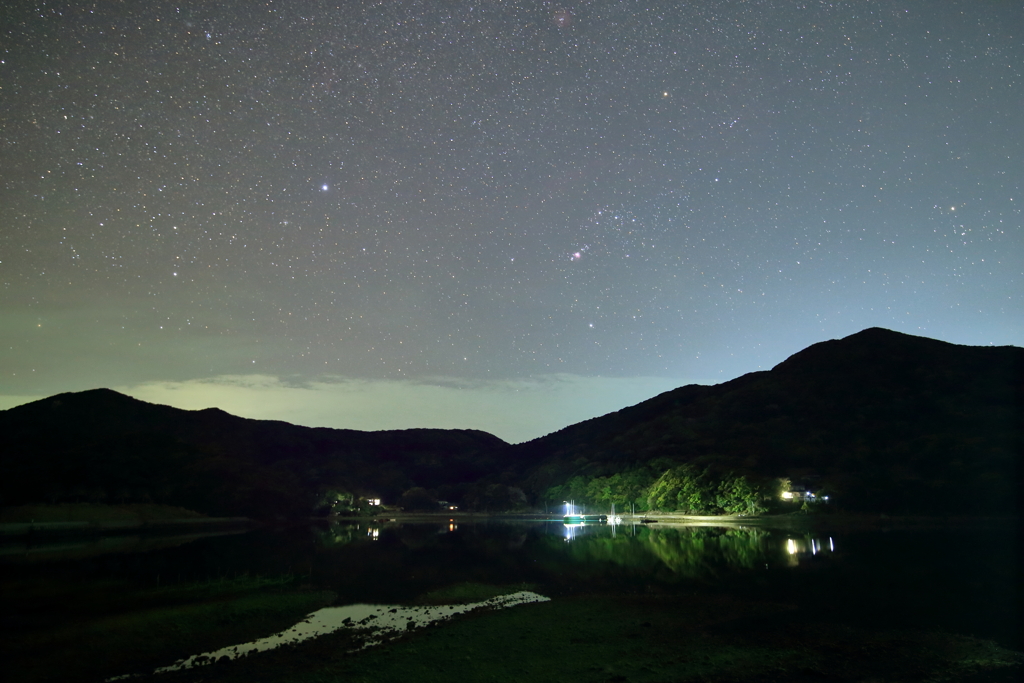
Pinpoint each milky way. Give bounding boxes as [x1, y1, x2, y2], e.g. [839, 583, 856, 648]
[2, 1, 1021, 440]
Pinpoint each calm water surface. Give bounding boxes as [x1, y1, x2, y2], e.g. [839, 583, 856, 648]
[2, 518, 1019, 650]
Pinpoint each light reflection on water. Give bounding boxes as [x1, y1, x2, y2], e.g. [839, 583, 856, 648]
[107, 590, 550, 679]
[101, 521, 840, 679]
[2, 518, 838, 584]
[783, 534, 836, 566]
[5, 517, 1019, 676]
[547, 519, 837, 574]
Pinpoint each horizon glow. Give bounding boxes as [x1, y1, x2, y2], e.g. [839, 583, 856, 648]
[2, 1, 1020, 441]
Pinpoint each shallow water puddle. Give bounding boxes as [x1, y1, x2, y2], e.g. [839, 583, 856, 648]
[108, 591, 549, 679]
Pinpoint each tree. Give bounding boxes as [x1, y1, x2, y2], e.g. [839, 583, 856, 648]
[647, 463, 767, 515]
[398, 487, 438, 511]
[313, 489, 355, 516]
[716, 474, 767, 515]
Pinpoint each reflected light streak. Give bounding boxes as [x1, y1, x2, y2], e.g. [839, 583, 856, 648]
[111, 591, 550, 679]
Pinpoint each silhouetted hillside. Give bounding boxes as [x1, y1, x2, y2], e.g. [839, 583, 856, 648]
[506, 328, 1023, 514]
[3, 329, 1021, 517]
[0, 389, 506, 518]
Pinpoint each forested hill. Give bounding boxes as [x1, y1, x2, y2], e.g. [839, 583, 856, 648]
[2, 328, 1021, 517]
[0, 389, 506, 518]
[504, 328, 1023, 514]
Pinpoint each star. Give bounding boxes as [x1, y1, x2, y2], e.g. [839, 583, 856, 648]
[1, 0, 1020, 443]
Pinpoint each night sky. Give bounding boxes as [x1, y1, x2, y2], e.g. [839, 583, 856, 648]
[2, 1, 1021, 442]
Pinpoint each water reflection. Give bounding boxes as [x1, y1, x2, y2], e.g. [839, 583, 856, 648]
[561, 523, 595, 542]
[309, 519, 839, 584]
[783, 535, 836, 566]
[5, 518, 1017, 676]
[547, 521, 838, 579]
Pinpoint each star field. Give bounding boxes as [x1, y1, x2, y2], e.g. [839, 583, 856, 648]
[2, 1, 1021, 440]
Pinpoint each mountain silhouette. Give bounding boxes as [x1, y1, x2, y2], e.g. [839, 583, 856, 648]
[1, 328, 1020, 516]
[0, 388, 506, 518]
[503, 328, 1023, 514]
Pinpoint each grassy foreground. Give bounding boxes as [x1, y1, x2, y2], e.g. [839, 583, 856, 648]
[4, 575, 335, 683]
[143, 588, 1021, 683]
[5, 574, 1021, 682]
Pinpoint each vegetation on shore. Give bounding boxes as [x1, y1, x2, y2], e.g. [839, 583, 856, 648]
[539, 462, 778, 516]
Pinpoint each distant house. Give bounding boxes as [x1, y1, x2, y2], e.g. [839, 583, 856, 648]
[781, 480, 830, 503]
[781, 487, 813, 502]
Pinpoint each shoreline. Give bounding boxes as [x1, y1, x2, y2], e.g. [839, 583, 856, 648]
[2, 503, 1015, 539]
[0, 515, 254, 539]
[322, 509, 1019, 531]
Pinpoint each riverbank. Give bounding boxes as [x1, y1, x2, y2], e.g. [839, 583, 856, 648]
[146, 588, 1024, 683]
[5, 504, 1012, 539]
[0, 504, 253, 538]
[324, 509, 1019, 531]
[618, 510, 1021, 530]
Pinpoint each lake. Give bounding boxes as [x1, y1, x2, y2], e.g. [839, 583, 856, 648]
[2, 516, 1020, 682]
